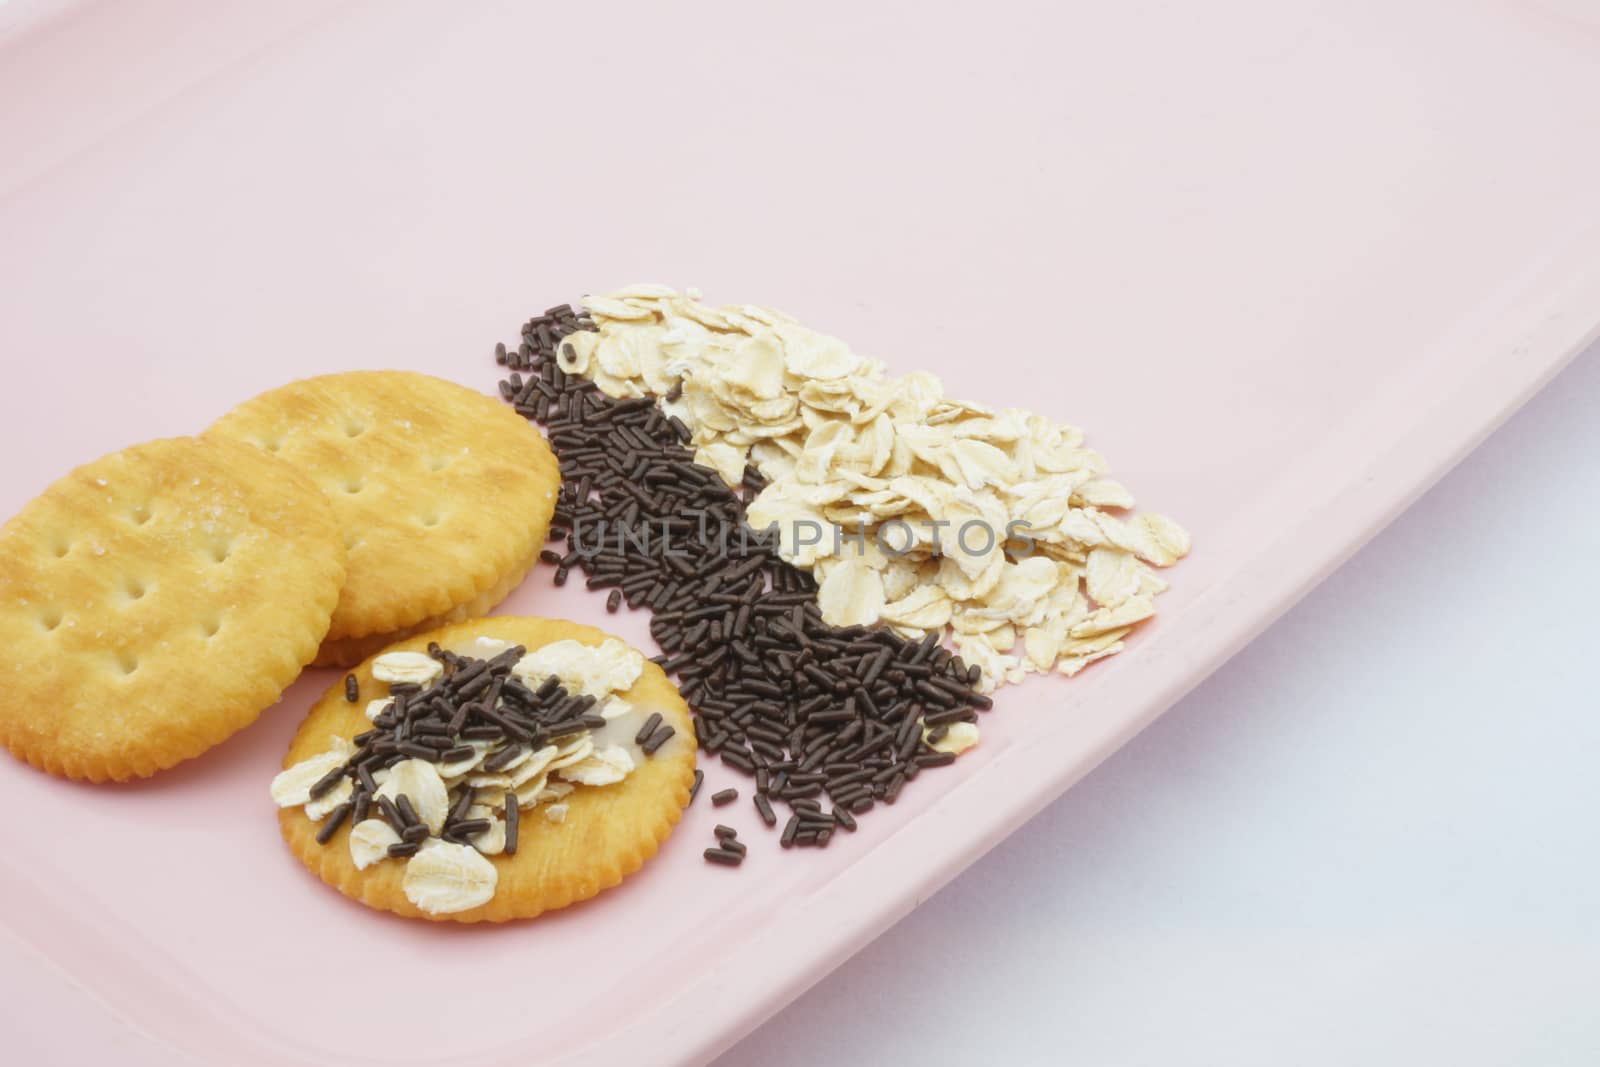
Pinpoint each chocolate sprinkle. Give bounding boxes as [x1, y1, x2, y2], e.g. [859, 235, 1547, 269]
[503, 797, 519, 856]
[633, 711, 663, 746]
[315, 801, 353, 844]
[308, 764, 348, 800]
[754, 793, 777, 827]
[641, 722, 676, 756]
[395, 794, 421, 829]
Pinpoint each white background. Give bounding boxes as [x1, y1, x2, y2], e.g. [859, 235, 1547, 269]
[715, 339, 1600, 1066]
[4, 351, 1596, 1067]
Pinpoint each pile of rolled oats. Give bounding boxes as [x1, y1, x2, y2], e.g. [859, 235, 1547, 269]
[560, 285, 1189, 691]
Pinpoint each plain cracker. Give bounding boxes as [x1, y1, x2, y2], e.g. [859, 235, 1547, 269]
[309, 541, 539, 668]
[207, 372, 559, 662]
[0, 436, 346, 782]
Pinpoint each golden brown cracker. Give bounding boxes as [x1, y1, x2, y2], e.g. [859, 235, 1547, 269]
[308, 542, 538, 668]
[279, 617, 697, 923]
[0, 436, 346, 782]
[206, 372, 559, 663]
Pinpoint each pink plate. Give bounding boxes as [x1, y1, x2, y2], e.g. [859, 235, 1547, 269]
[2, 1, 1599, 1063]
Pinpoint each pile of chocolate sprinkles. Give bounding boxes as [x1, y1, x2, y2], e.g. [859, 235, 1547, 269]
[493, 304, 991, 855]
[305, 643, 624, 858]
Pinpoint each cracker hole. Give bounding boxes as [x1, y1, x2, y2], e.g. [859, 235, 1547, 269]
[426, 456, 450, 472]
[210, 542, 234, 564]
[201, 617, 222, 639]
[344, 532, 363, 550]
[39, 609, 63, 633]
[117, 652, 140, 676]
[343, 478, 365, 495]
[419, 512, 443, 529]
[130, 504, 152, 526]
[125, 579, 148, 601]
[343, 420, 367, 438]
[260, 437, 284, 454]
[51, 540, 71, 559]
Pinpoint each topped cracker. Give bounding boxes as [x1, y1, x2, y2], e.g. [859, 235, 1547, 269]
[206, 372, 559, 650]
[0, 436, 346, 782]
[276, 616, 697, 923]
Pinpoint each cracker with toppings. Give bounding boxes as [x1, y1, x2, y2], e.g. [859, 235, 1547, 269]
[0, 436, 346, 781]
[275, 617, 696, 923]
[207, 371, 559, 667]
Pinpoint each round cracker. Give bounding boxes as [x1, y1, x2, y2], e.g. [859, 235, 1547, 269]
[307, 541, 539, 669]
[0, 436, 346, 782]
[278, 617, 697, 923]
[206, 372, 559, 660]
